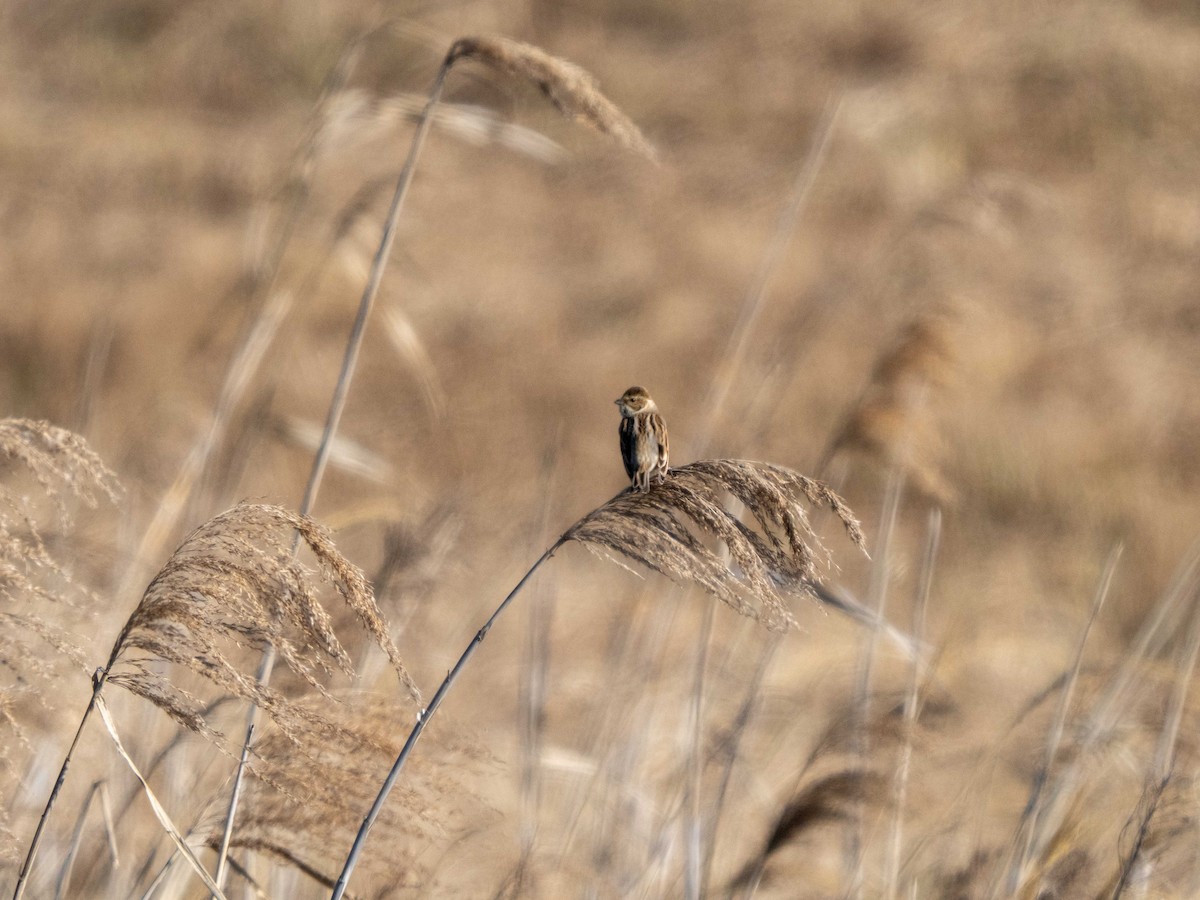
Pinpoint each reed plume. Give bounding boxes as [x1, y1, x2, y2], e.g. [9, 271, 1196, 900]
[820, 308, 958, 502]
[0, 420, 117, 726]
[13, 502, 413, 898]
[566, 460, 866, 632]
[1, 420, 120, 868]
[105, 502, 420, 732]
[332, 458, 867, 898]
[0, 419, 120, 520]
[445, 36, 657, 161]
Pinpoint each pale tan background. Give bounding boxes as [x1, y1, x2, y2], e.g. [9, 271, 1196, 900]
[4, 0, 1200, 895]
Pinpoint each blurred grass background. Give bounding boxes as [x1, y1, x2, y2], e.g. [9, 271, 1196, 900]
[3, 0, 1200, 895]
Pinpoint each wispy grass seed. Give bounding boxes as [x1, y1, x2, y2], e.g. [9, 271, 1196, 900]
[445, 36, 658, 161]
[106, 502, 420, 745]
[567, 460, 867, 632]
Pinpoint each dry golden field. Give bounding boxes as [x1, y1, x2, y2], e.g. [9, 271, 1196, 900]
[4, 0, 1200, 897]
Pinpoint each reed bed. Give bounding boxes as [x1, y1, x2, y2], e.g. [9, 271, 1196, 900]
[4, 3, 1200, 899]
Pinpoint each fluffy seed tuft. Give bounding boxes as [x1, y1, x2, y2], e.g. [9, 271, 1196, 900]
[445, 36, 658, 161]
[565, 459, 866, 632]
[105, 503, 420, 745]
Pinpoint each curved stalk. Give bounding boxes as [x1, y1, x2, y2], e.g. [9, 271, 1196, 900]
[13, 668, 109, 900]
[330, 537, 567, 900]
[212, 40, 460, 894]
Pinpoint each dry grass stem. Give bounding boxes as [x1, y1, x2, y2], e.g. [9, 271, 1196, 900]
[119, 287, 294, 602]
[93, 695, 229, 900]
[383, 307, 448, 421]
[317, 89, 568, 164]
[1004, 545, 1120, 893]
[446, 36, 658, 161]
[698, 96, 840, 448]
[105, 502, 420, 746]
[276, 417, 394, 483]
[1107, 578, 1200, 897]
[565, 459, 867, 632]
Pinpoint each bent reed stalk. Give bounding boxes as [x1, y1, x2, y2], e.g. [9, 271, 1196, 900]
[212, 45, 445, 892]
[10, 670, 107, 900]
[331, 460, 866, 899]
[216, 32, 657, 889]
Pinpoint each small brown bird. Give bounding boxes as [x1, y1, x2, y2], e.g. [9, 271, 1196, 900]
[615, 386, 670, 492]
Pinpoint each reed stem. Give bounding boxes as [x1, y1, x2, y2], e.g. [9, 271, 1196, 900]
[13, 668, 109, 900]
[213, 38, 457, 896]
[330, 537, 566, 900]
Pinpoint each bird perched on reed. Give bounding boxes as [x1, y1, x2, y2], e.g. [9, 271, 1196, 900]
[615, 386, 670, 492]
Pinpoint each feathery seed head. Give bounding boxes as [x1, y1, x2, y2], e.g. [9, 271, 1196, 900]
[444, 36, 658, 162]
[104, 502, 421, 745]
[821, 307, 960, 502]
[565, 459, 867, 632]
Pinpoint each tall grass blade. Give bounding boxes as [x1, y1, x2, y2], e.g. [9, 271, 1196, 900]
[1109, 565, 1200, 898]
[885, 508, 939, 900]
[94, 695, 229, 900]
[845, 467, 904, 897]
[697, 95, 840, 450]
[1003, 544, 1121, 894]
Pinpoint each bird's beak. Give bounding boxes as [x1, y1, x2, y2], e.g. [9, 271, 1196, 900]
[613, 398, 621, 405]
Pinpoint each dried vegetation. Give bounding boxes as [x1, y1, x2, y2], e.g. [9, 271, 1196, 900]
[566, 460, 866, 631]
[3, 0, 1200, 897]
[106, 502, 421, 743]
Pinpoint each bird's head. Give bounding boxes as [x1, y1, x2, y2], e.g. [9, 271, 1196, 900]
[615, 386, 656, 417]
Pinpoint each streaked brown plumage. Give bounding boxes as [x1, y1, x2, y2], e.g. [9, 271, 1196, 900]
[615, 386, 669, 492]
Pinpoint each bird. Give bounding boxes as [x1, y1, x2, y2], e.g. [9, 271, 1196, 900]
[615, 386, 670, 492]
